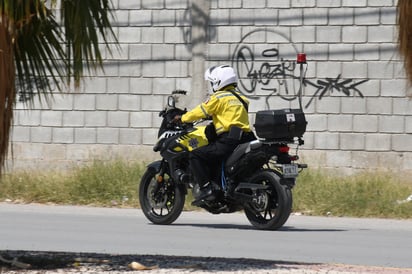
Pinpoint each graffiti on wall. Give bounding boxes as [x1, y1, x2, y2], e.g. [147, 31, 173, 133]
[231, 29, 369, 109]
[16, 28, 370, 108]
[304, 75, 367, 108]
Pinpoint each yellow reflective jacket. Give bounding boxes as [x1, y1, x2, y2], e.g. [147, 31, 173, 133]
[181, 87, 252, 135]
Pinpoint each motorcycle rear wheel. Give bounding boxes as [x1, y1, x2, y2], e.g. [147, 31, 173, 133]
[244, 170, 292, 230]
[139, 168, 185, 225]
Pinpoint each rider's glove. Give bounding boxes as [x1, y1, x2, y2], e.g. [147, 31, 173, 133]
[173, 115, 182, 123]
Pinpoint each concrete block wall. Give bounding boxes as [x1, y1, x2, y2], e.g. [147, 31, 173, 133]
[8, 0, 412, 175]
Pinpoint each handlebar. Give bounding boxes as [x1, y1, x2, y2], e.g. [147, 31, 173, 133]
[167, 119, 193, 131]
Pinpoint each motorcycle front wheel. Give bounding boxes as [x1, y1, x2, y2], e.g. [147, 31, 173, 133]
[244, 170, 292, 230]
[139, 168, 185, 225]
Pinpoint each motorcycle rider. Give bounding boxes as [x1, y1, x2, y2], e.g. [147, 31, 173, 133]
[175, 65, 256, 204]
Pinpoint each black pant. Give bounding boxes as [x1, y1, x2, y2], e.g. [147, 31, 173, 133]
[189, 131, 256, 187]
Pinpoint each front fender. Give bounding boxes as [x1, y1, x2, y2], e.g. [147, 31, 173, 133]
[147, 160, 162, 173]
[146, 160, 188, 195]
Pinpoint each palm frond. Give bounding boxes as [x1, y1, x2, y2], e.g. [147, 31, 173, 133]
[14, 1, 67, 105]
[0, 0, 118, 175]
[61, 0, 118, 87]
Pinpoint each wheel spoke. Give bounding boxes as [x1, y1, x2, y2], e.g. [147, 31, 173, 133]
[267, 209, 273, 219]
[149, 186, 175, 217]
[164, 202, 171, 213]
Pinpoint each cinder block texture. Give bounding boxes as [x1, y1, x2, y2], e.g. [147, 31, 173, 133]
[9, 1, 412, 173]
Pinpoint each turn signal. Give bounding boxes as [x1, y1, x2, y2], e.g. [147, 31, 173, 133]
[290, 155, 299, 161]
[156, 175, 163, 183]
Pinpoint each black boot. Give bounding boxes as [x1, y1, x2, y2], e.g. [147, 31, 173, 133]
[225, 182, 237, 198]
[193, 182, 215, 204]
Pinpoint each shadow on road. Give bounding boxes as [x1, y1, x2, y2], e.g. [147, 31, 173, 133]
[280, 226, 347, 232]
[169, 223, 347, 232]
[0, 250, 314, 272]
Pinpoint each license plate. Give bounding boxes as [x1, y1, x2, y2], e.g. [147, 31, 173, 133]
[282, 164, 298, 178]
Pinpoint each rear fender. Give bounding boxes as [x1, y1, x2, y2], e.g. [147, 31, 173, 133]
[280, 178, 296, 188]
[273, 169, 296, 188]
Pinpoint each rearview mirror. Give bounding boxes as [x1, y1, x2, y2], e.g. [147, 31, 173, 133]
[167, 96, 175, 108]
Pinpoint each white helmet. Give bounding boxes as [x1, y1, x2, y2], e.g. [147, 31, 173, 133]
[204, 65, 238, 92]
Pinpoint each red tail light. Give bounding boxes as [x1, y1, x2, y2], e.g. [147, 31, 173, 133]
[279, 146, 290, 153]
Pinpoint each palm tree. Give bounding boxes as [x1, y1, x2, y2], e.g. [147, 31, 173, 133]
[397, 0, 412, 87]
[0, 0, 117, 175]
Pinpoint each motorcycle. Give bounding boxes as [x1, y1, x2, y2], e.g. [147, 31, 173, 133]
[139, 90, 308, 230]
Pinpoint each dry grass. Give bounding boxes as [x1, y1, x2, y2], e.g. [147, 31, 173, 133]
[293, 169, 412, 218]
[0, 160, 144, 207]
[1, 160, 412, 219]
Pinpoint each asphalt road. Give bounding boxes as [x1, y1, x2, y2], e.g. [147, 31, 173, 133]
[1, 203, 411, 268]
